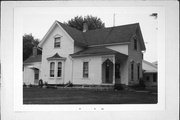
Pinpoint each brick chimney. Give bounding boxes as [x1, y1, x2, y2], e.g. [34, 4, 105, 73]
[33, 46, 37, 56]
[83, 23, 88, 32]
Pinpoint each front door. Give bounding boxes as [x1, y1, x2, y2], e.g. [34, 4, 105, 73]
[34, 69, 39, 85]
[104, 59, 113, 83]
[105, 63, 110, 82]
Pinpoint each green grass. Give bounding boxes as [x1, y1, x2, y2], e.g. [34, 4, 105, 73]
[23, 88, 157, 104]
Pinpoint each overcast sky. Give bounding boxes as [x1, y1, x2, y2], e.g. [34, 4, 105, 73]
[23, 7, 158, 62]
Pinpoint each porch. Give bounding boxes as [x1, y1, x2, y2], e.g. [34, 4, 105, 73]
[101, 53, 128, 85]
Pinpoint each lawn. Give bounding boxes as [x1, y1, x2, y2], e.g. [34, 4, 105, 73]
[23, 87, 157, 104]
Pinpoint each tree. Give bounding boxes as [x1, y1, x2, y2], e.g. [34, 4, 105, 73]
[64, 15, 105, 31]
[23, 33, 39, 61]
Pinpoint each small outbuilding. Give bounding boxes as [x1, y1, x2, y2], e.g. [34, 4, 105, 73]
[142, 60, 158, 88]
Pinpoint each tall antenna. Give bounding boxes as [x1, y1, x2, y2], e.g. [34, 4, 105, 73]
[113, 13, 115, 26]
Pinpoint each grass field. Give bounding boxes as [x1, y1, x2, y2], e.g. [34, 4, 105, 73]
[23, 87, 157, 104]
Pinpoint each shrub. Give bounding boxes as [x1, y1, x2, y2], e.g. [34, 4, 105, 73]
[139, 78, 146, 88]
[130, 78, 146, 90]
[38, 79, 43, 88]
[44, 82, 48, 87]
[66, 81, 73, 87]
[114, 84, 124, 90]
[23, 83, 27, 87]
[29, 84, 33, 87]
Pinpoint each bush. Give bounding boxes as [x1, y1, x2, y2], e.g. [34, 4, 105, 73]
[38, 79, 43, 88]
[139, 78, 146, 88]
[23, 83, 27, 87]
[29, 84, 33, 87]
[66, 81, 73, 87]
[130, 78, 146, 90]
[44, 82, 48, 87]
[114, 84, 124, 90]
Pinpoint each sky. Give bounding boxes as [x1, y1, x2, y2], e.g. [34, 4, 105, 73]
[22, 7, 158, 62]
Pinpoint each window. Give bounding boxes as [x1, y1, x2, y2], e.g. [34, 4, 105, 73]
[54, 37, 61, 48]
[131, 61, 134, 81]
[137, 63, 140, 80]
[57, 62, 62, 77]
[83, 62, 89, 78]
[50, 62, 55, 77]
[146, 76, 150, 81]
[134, 38, 137, 50]
[34, 69, 39, 80]
[153, 73, 157, 82]
[115, 63, 120, 79]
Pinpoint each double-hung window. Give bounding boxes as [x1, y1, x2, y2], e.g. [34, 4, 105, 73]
[137, 63, 140, 80]
[49, 62, 62, 78]
[54, 37, 61, 48]
[50, 62, 55, 77]
[134, 38, 137, 50]
[153, 73, 157, 82]
[131, 61, 134, 81]
[83, 62, 89, 78]
[57, 62, 62, 77]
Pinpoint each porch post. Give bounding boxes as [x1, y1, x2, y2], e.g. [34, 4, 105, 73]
[113, 56, 115, 84]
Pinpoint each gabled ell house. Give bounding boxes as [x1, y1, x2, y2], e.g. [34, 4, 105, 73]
[23, 20, 146, 87]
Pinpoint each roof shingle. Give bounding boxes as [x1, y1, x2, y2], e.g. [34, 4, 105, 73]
[71, 47, 122, 57]
[24, 55, 42, 63]
[58, 22, 140, 46]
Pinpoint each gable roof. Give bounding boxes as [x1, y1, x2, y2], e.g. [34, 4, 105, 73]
[83, 23, 138, 46]
[24, 55, 42, 64]
[142, 60, 157, 73]
[39, 21, 146, 50]
[57, 22, 87, 46]
[152, 61, 158, 66]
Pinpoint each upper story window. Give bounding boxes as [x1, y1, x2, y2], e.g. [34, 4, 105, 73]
[50, 62, 55, 77]
[83, 62, 89, 78]
[134, 38, 137, 50]
[54, 37, 61, 48]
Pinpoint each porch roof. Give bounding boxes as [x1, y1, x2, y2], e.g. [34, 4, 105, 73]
[70, 47, 127, 58]
[24, 55, 42, 63]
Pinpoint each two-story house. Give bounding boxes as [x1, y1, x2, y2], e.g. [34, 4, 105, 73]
[23, 20, 146, 87]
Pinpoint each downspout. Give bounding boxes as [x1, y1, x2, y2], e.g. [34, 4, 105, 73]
[71, 56, 74, 84]
[63, 61, 65, 85]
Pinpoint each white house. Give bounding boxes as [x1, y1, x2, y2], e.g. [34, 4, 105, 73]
[23, 20, 146, 87]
